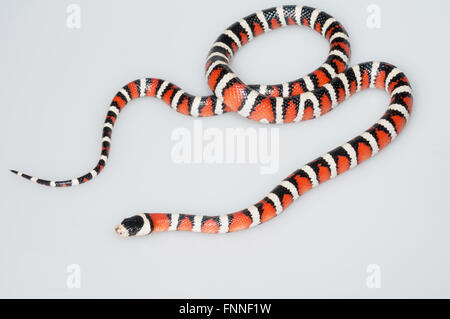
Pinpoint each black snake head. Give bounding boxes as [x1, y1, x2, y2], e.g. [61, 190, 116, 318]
[115, 214, 152, 237]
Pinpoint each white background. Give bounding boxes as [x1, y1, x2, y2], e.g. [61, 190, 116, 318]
[0, 0, 449, 298]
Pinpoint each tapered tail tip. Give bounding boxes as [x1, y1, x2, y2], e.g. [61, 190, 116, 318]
[9, 169, 18, 175]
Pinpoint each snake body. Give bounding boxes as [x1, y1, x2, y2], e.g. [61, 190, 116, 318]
[11, 5, 413, 238]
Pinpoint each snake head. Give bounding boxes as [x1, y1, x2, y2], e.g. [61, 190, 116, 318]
[115, 214, 152, 238]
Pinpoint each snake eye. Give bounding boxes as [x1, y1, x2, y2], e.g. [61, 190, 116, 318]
[116, 215, 144, 237]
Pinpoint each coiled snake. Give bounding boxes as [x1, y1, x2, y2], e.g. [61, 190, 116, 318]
[11, 5, 413, 238]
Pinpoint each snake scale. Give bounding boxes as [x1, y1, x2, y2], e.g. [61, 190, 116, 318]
[11, 5, 413, 238]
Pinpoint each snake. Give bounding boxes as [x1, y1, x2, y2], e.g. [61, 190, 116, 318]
[11, 5, 413, 238]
